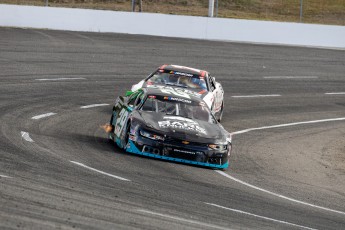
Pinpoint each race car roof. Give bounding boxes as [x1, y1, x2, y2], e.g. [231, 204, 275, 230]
[159, 64, 208, 77]
[142, 85, 204, 102]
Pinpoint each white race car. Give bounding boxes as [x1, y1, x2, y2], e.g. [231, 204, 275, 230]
[131, 64, 224, 121]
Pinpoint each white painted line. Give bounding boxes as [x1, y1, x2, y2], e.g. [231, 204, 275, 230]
[205, 203, 317, 230]
[264, 76, 318, 79]
[325, 92, 345, 95]
[231, 94, 281, 98]
[80, 104, 109, 109]
[231, 117, 345, 135]
[137, 209, 232, 230]
[222, 117, 345, 216]
[21, 131, 34, 142]
[0, 174, 12, 178]
[215, 171, 345, 216]
[31, 112, 56, 120]
[35, 77, 86, 81]
[70, 161, 130, 182]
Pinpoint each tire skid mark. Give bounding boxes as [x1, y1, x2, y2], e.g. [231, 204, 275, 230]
[205, 203, 317, 230]
[137, 209, 232, 230]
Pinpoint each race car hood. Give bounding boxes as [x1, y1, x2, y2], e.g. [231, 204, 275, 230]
[137, 111, 226, 142]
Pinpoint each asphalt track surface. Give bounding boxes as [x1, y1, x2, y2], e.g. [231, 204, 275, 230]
[0, 27, 345, 229]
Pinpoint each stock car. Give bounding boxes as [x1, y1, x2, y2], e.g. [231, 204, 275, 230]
[108, 86, 232, 169]
[131, 64, 225, 121]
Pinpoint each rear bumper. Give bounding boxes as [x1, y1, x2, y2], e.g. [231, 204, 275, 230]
[125, 140, 229, 169]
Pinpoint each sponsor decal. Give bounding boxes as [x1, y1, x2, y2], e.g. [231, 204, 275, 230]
[163, 96, 191, 104]
[173, 149, 195, 155]
[163, 116, 195, 123]
[148, 95, 156, 99]
[173, 71, 194, 77]
[158, 119, 207, 135]
[173, 149, 203, 155]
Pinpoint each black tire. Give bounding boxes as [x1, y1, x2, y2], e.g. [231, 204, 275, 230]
[109, 114, 114, 125]
[121, 122, 131, 149]
[108, 114, 115, 142]
[110, 106, 116, 125]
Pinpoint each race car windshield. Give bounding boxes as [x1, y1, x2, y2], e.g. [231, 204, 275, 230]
[141, 95, 216, 123]
[149, 70, 207, 90]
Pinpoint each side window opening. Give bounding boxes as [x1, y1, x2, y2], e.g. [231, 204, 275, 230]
[141, 97, 156, 112]
[128, 91, 143, 107]
[134, 92, 145, 108]
[128, 98, 134, 107]
[209, 75, 216, 91]
[128, 94, 138, 107]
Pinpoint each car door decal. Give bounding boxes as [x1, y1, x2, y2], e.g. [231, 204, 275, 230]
[115, 107, 129, 137]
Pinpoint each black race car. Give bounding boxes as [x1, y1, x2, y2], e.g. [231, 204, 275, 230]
[108, 85, 231, 169]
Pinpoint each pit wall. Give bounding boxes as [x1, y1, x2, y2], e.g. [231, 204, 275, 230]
[1, 4, 344, 49]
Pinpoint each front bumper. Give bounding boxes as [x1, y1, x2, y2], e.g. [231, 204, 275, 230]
[125, 137, 229, 169]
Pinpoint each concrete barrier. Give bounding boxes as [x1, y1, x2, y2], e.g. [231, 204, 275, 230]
[0, 4, 344, 48]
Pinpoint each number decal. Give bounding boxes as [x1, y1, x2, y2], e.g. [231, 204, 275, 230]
[114, 108, 129, 137]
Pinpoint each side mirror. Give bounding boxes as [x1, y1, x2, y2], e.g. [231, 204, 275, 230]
[125, 91, 133, 97]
